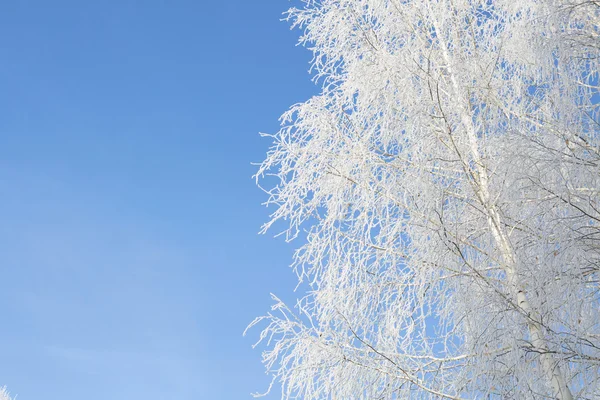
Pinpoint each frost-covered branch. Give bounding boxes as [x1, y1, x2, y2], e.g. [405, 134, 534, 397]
[0, 387, 14, 400]
[250, 0, 600, 398]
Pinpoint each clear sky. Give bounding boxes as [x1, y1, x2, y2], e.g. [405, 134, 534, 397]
[0, 1, 316, 399]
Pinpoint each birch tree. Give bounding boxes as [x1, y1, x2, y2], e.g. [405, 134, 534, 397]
[248, 1, 600, 398]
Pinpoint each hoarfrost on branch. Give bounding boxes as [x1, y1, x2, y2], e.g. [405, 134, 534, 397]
[249, 1, 600, 398]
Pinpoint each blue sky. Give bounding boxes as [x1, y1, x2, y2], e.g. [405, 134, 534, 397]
[0, 1, 316, 398]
